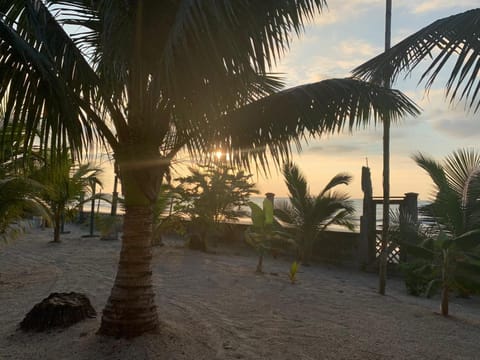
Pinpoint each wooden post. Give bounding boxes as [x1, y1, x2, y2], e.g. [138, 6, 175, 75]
[360, 166, 375, 266]
[402, 193, 418, 222]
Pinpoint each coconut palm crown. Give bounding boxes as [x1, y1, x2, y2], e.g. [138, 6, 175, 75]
[0, 1, 419, 337]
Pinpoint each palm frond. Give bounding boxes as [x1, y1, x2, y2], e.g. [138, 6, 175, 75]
[282, 162, 309, 212]
[412, 152, 449, 195]
[160, 0, 327, 99]
[0, 0, 118, 157]
[443, 148, 480, 211]
[220, 78, 420, 169]
[353, 8, 480, 112]
[413, 149, 480, 235]
[319, 172, 352, 197]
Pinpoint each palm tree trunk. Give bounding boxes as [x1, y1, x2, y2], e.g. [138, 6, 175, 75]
[53, 208, 61, 243]
[441, 284, 449, 316]
[440, 250, 449, 316]
[256, 252, 264, 273]
[379, 0, 392, 295]
[99, 204, 159, 337]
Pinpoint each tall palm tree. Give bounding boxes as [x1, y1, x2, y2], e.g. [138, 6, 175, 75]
[379, 0, 393, 296]
[275, 162, 355, 264]
[0, 1, 420, 337]
[355, 6, 480, 295]
[354, 8, 480, 113]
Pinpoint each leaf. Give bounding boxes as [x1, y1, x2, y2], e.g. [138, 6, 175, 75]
[353, 9, 480, 112]
[453, 229, 480, 251]
[248, 201, 265, 229]
[401, 242, 436, 261]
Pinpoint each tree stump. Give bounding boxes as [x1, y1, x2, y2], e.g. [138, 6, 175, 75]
[20, 292, 96, 331]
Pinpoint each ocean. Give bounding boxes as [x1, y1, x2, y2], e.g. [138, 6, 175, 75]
[93, 196, 429, 233]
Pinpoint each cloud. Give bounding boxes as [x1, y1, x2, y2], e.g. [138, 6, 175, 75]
[312, 1, 383, 26]
[410, 0, 479, 14]
[306, 144, 363, 154]
[431, 115, 480, 139]
[275, 39, 381, 86]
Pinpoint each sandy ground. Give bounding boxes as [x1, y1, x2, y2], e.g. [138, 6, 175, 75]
[1, 224, 480, 359]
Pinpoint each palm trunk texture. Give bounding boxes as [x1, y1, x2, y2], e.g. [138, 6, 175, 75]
[379, 0, 392, 295]
[53, 209, 61, 243]
[256, 253, 264, 273]
[99, 205, 159, 337]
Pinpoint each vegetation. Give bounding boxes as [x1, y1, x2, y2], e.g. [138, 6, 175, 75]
[289, 261, 300, 284]
[0, 145, 49, 243]
[0, 175, 48, 243]
[275, 162, 355, 264]
[354, 8, 480, 113]
[176, 163, 258, 248]
[31, 153, 103, 243]
[355, 7, 480, 296]
[151, 184, 184, 246]
[0, 1, 419, 337]
[401, 229, 480, 316]
[393, 149, 480, 315]
[245, 201, 289, 273]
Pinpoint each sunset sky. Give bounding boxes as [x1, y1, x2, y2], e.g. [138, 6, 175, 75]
[97, 1, 479, 201]
[254, 1, 480, 200]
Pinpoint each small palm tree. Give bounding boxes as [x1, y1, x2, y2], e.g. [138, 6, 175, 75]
[0, 145, 50, 243]
[0, 175, 49, 243]
[395, 148, 480, 315]
[413, 148, 480, 236]
[275, 162, 355, 264]
[32, 153, 103, 242]
[151, 184, 184, 246]
[175, 163, 258, 247]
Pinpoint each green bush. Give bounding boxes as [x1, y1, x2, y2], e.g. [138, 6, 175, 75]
[400, 261, 435, 297]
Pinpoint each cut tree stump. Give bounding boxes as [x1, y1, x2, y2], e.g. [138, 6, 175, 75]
[20, 292, 96, 331]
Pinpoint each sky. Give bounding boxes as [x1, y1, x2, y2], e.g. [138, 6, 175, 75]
[96, 1, 479, 201]
[252, 1, 480, 200]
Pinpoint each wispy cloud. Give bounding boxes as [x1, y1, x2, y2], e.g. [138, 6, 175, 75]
[313, 1, 383, 26]
[411, 0, 478, 14]
[275, 39, 381, 86]
[306, 144, 363, 154]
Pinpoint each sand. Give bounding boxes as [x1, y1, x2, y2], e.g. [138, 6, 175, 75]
[1, 224, 480, 359]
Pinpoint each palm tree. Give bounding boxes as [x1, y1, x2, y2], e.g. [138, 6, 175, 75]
[355, 6, 480, 296]
[398, 148, 480, 315]
[379, 0, 393, 296]
[0, 142, 50, 243]
[0, 1, 420, 337]
[275, 162, 355, 264]
[31, 152, 102, 243]
[0, 174, 49, 243]
[413, 148, 480, 236]
[354, 8, 480, 113]
[175, 163, 258, 245]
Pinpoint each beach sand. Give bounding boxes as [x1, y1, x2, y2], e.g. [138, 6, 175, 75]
[1, 224, 480, 359]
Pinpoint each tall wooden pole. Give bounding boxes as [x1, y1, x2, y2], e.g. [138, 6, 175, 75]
[379, 0, 392, 295]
